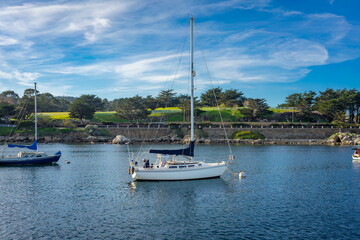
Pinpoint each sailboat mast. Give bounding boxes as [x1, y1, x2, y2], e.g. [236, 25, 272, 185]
[34, 82, 37, 143]
[190, 16, 194, 142]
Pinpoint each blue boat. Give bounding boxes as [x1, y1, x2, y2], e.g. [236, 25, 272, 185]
[0, 82, 61, 166]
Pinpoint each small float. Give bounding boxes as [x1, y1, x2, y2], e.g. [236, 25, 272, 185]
[352, 147, 360, 161]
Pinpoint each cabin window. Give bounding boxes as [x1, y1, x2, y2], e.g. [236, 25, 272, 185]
[179, 165, 186, 168]
[188, 165, 195, 167]
[169, 166, 177, 169]
[198, 164, 202, 166]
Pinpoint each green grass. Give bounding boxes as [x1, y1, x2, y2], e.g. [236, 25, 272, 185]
[231, 130, 265, 140]
[164, 113, 184, 122]
[153, 107, 182, 113]
[38, 107, 284, 123]
[199, 110, 244, 122]
[90, 112, 127, 123]
[0, 127, 26, 136]
[270, 108, 299, 113]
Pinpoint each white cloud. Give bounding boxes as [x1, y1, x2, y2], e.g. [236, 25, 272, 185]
[0, 1, 136, 43]
[0, 69, 39, 87]
[0, 35, 18, 45]
[0, 0, 358, 100]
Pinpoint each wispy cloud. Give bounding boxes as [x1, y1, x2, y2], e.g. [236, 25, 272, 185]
[0, 0, 358, 100]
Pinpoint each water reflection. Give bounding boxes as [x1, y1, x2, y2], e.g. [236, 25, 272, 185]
[1, 144, 360, 239]
[352, 161, 360, 171]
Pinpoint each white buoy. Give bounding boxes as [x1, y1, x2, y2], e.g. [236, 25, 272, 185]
[238, 172, 246, 179]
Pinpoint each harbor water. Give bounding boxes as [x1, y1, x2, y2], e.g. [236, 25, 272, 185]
[0, 144, 359, 239]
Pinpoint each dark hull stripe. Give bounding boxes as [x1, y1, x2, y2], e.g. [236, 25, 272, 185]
[0, 155, 61, 166]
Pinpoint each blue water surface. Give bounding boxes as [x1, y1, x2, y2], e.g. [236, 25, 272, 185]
[0, 144, 359, 239]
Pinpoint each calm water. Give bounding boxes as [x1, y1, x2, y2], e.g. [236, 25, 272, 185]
[0, 144, 359, 239]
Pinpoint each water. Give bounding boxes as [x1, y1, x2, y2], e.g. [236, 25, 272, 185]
[0, 144, 359, 239]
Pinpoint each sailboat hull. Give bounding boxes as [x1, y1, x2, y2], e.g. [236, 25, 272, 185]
[132, 163, 227, 181]
[0, 154, 61, 166]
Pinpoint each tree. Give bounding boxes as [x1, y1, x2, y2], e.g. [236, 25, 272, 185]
[69, 95, 101, 119]
[15, 88, 38, 119]
[156, 89, 178, 108]
[240, 98, 271, 120]
[37, 93, 61, 112]
[108, 98, 126, 111]
[115, 96, 151, 122]
[0, 90, 19, 105]
[296, 91, 316, 121]
[0, 102, 15, 123]
[69, 101, 95, 120]
[340, 89, 358, 123]
[144, 95, 157, 110]
[200, 87, 222, 107]
[219, 89, 245, 107]
[314, 89, 344, 122]
[102, 98, 110, 111]
[177, 96, 201, 122]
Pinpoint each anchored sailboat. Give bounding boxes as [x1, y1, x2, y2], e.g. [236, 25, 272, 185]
[129, 17, 228, 181]
[0, 82, 61, 166]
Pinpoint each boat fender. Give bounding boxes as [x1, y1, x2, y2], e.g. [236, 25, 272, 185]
[128, 167, 135, 175]
[238, 172, 246, 179]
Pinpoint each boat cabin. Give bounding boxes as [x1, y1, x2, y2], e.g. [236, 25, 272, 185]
[17, 152, 47, 158]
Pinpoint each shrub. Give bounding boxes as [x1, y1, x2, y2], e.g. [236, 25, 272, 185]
[38, 116, 56, 127]
[101, 121, 114, 125]
[62, 119, 77, 129]
[231, 131, 265, 140]
[18, 120, 33, 128]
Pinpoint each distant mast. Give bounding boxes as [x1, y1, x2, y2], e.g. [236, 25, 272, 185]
[34, 82, 38, 144]
[190, 16, 195, 143]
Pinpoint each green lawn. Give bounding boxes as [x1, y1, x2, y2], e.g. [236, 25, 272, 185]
[0, 127, 25, 136]
[36, 107, 284, 123]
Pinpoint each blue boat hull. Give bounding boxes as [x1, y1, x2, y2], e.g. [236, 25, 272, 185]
[0, 154, 61, 166]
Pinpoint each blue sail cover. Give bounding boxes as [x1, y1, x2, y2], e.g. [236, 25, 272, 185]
[149, 141, 194, 157]
[8, 140, 37, 151]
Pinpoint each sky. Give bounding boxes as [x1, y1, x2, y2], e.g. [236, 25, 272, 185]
[0, 0, 359, 107]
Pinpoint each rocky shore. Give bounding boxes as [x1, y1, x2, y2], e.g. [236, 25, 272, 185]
[1, 130, 359, 146]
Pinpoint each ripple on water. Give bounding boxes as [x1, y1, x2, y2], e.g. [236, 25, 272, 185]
[0, 144, 359, 239]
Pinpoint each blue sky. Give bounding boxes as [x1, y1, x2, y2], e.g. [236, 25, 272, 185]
[0, 0, 359, 107]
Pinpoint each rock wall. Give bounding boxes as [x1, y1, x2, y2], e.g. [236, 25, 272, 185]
[106, 126, 360, 140]
[2, 126, 360, 144]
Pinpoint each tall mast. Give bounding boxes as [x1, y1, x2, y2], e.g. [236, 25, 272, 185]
[34, 82, 37, 143]
[190, 16, 194, 142]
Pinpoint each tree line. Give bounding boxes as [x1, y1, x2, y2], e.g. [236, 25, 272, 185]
[278, 89, 360, 123]
[0, 87, 359, 124]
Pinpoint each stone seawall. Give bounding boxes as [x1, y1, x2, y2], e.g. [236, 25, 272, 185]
[106, 126, 360, 140]
[2, 126, 359, 144]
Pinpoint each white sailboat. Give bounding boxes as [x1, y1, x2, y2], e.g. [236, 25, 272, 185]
[0, 82, 61, 166]
[129, 17, 228, 181]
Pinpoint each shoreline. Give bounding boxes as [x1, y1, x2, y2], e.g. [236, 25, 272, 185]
[0, 136, 350, 146]
[1, 126, 358, 146]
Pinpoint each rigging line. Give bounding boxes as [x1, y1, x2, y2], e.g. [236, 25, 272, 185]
[144, 21, 190, 155]
[194, 22, 233, 157]
[2, 94, 30, 156]
[133, 22, 189, 162]
[5, 94, 29, 142]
